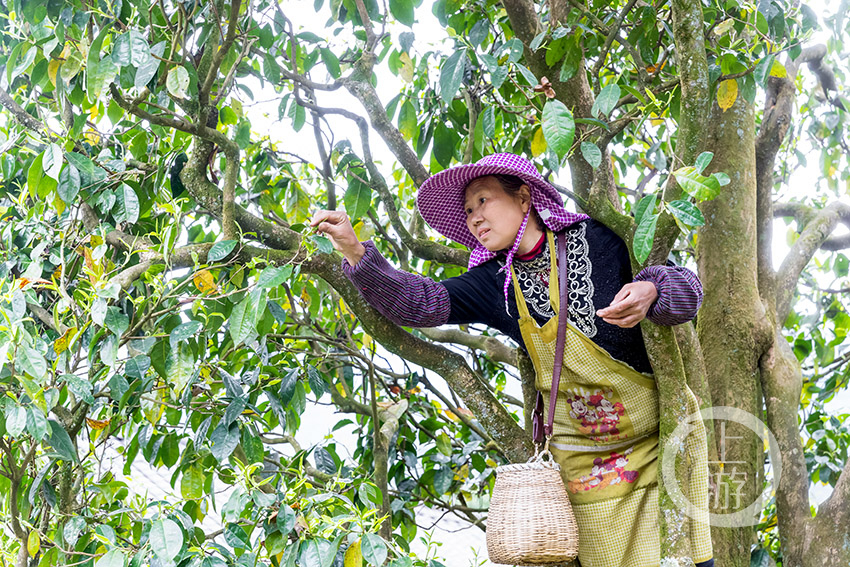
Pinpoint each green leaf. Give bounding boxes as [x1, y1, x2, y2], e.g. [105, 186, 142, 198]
[634, 193, 657, 226]
[389, 0, 414, 26]
[263, 52, 282, 84]
[17, 342, 47, 381]
[515, 63, 537, 85]
[224, 522, 249, 549]
[128, 30, 151, 68]
[48, 420, 78, 463]
[114, 183, 139, 224]
[58, 164, 81, 203]
[501, 38, 524, 63]
[439, 49, 466, 104]
[481, 106, 495, 138]
[435, 432, 452, 456]
[750, 548, 770, 567]
[208, 240, 238, 262]
[112, 32, 132, 67]
[279, 368, 298, 406]
[6, 405, 27, 437]
[166, 66, 190, 98]
[542, 100, 575, 159]
[694, 151, 714, 174]
[229, 290, 265, 346]
[591, 84, 620, 118]
[27, 407, 48, 441]
[667, 200, 705, 226]
[64, 373, 95, 404]
[149, 518, 183, 562]
[166, 343, 194, 395]
[314, 446, 336, 473]
[361, 534, 387, 567]
[433, 466, 452, 494]
[12, 44, 36, 80]
[27, 152, 44, 196]
[277, 504, 296, 534]
[306, 365, 327, 398]
[398, 100, 417, 141]
[712, 172, 730, 186]
[344, 175, 372, 222]
[673, 166, 722, 201]
[63, 516, 87, 546]
[288, 101, 306, 131]
[105, 306, 129, 337]
[135, 41, 165, 89]
[235, 119, 252, 149]
[257, 266, 289, 288]
[529, 31, 547, 51]
[43, 143, 64, 180]
[633, 213, 659, 264]
[170, 321, 202, 348]
[96, 549, 125, 567]
[580, 142, 602, 168]
[125, 355, 150, 380]
[87, 57, 118, 100]
[209, 422, 240, 461]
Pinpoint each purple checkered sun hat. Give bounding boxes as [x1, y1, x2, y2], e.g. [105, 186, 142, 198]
[416, 152, 589, 314]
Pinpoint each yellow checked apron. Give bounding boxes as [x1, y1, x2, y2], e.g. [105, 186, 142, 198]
[509, 228, 713, 567]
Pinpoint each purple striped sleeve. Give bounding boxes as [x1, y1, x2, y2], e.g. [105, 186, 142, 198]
[341, 240, 452, 327]
[633, 264, 703, 325]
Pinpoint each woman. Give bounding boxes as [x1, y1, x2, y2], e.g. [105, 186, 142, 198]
[310, 153, 713, 567]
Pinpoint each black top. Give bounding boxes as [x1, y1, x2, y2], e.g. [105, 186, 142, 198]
[440, 219, 653, 374]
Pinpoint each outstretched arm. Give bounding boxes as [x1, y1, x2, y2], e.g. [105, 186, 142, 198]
[341, 240, 452, 327]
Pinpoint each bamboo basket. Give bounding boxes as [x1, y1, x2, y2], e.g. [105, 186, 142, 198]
[486, 450, 579, 565]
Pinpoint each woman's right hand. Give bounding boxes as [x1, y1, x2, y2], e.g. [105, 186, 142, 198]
[309, 210, 366, 266]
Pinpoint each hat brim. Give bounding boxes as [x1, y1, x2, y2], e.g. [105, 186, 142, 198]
[416, 162, 562, 250]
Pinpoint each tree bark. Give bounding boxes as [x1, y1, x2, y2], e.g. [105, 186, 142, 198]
[697, 94, 768, 567]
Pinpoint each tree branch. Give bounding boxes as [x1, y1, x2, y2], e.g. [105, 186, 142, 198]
[650, 0, 711, 265]
[777, 201, 850, 322]
[200, 0, 242, 105]
[755, 45, 828, 302]
[414, 327, 517, 367]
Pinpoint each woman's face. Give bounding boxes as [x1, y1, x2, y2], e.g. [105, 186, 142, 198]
[463, 176, 530, 252]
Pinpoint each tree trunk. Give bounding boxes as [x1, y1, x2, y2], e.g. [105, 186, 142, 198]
[696, 94, 767, 566]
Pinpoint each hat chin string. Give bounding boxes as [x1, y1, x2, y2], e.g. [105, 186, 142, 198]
[497, 208, 531, 316]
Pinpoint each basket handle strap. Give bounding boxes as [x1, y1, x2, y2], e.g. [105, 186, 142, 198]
[545, 230, 569, 438]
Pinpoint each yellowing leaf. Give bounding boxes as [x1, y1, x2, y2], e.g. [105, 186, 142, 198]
[193, 269, 217, 295]
[86, 417, 111, 430]
[769, 61, 787, 78]
[531, 126, 547, 157]
[352, 220, 375, 241]
[454, 464, 469, 480]
[716, 79, 738, 112]
[399, 52, 414, 83]
[344, 539, 363, 567]
[48, 59, 61, 86]
[27, 531, 40, 557]
[54, 327, 78, 355]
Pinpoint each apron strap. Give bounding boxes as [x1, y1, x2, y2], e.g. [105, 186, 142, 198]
[545, 230, 569, 438]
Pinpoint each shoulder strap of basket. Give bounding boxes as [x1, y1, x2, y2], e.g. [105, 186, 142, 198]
[544, 230, 569, 438]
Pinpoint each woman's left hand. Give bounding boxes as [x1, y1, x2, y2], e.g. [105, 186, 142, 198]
[596, 282, 658, 328]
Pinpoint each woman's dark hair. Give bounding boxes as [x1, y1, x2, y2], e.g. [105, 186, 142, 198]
[479, 174, 545, 230]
